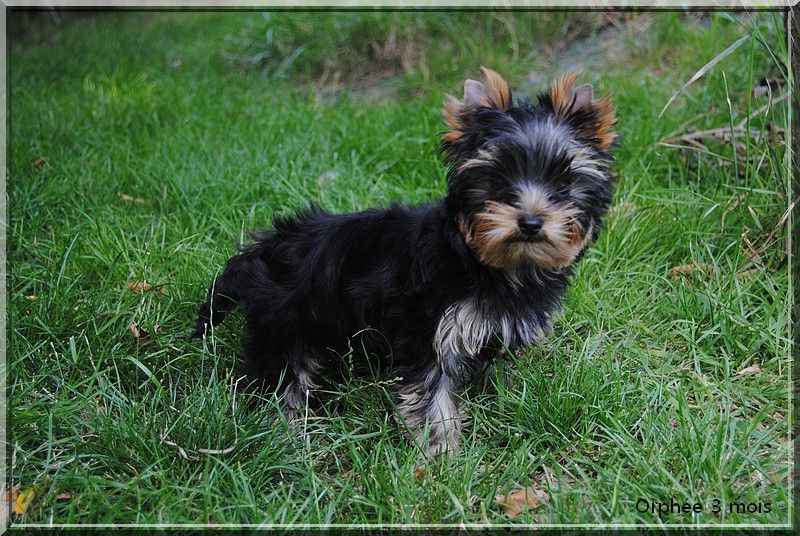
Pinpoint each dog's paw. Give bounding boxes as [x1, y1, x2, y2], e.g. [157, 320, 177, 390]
[425, 434, 460, 458]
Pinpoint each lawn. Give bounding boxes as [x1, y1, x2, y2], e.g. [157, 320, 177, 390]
[8, 10, 792, 527]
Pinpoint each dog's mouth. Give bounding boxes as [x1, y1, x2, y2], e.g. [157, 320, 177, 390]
[513, 234, 550, 245]
[514, 219, 594, 268]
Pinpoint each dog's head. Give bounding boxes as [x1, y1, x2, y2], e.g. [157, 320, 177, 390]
[441, 67, 617, 270]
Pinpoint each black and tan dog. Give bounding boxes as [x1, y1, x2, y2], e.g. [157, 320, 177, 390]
[193, 67, 617, 455]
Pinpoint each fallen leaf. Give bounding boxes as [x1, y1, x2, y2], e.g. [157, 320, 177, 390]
[56, 492, 71, 501]
[495, 485, 549, 517]
[129, 322, 149, 345]
[118, 192, 148, 205]
[736, 364, 762, 376]
[157, 286, 167, 294]
[126, 280, 151, 293]
[414, 464, 426, 482]
[13, 486, 36, 514]
[25, 295, 38, 301]
[669, 262, 715, 280]
[32, 157, 47, 173]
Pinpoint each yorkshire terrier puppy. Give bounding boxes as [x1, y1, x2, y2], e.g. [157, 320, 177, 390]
[193, 67, 616, 455]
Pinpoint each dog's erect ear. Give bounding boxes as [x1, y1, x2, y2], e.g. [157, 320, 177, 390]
[443, 66, 512, 141]
[464, 66, 512, 109]
[542, 71, 617, 151]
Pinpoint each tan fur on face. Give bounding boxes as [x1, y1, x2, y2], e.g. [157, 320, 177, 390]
[462, 188, 593, 270]
[549, 71, 617, 151]
[466, 201, 522, 269]
[443, 66, 511, 142]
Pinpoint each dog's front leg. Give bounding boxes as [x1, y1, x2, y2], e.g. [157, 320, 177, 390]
[396, 364, 465, 456]
[398, 297, 493, 455]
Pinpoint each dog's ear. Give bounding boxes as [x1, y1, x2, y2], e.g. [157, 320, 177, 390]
[541, 71, 617, 152]
[443, 66, 512, 141]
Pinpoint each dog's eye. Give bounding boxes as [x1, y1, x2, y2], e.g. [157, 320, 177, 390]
[493, 185, 517, 204]
[554, 175, 572, 198]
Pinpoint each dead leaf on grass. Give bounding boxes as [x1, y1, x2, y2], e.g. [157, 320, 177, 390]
[13, 483, 40, 515]
[118, 192, 149, 205]
[495, 485, 549, 517]
[126, 280, 151, 293]
[25, 295, 38, 302]
[129, 322, 149, 345]
[669, 262, 715, 281]
[32, 157, 47, 173]
[736, 364, 762, 376]
[414, 464, 426, 482]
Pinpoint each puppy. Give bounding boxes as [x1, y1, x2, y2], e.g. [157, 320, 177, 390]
[193, 67, 616, 455]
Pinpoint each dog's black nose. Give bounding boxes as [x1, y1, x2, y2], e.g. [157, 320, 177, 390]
[518, 217, 544, 237]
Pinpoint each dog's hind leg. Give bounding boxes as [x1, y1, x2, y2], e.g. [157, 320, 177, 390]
[282, 341, 327, 420]
[244, 333, 327, 424]
[241, 319, 290, 393]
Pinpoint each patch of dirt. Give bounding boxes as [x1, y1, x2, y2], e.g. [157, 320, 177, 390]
[312, 24, 428, 103]
[345, 13, 655, 102]
[521, 14, 654, 91]
[309, 12, 712, 102]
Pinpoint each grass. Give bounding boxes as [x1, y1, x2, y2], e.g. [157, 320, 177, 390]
[8, 10, 792, 527]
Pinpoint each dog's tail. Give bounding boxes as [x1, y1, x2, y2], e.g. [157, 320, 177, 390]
[191, 252, 250, 338]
